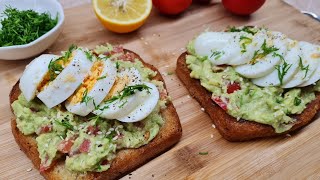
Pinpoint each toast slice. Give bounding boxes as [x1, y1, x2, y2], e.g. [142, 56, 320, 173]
[176, 52, 320, 141]
[10, 49, 182, 180]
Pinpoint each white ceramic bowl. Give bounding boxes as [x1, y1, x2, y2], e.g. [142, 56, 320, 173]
[0, 0, 64, 60]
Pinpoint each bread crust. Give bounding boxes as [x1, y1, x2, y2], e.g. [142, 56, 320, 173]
[10, 49, 182, 180]
[176, 52, 320, 141]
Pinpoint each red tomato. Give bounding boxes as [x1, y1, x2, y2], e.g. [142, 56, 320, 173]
[227, 82, 241, 94]
[79, 139, 91, 153]
[152, 0, 192, 15]
[212, 97, 228, 111]
[222, 0, 266, 15]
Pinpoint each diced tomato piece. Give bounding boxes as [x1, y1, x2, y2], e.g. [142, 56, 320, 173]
[37, 125, 52, 134]
[227, 82, 241, 94]
[79, 139, 91, 153]
[57, 139, 74, 154]
[212, 97, 228, 111]
[101, 160, 109, 165]
[87, 125, 99, 135]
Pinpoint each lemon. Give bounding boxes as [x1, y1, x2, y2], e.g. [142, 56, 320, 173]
[92, 0, 152, 33]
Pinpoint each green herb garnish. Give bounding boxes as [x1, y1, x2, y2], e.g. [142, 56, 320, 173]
[294, 97, 302, 106]
[239, 35, 252, 53]
[274, 53, 292, 85]
[210, 50, 225, 60]
[99, 84, 151, 110]
[48, 58, 63, 81]
[298, 56, 310, 79]
[55, 119, 74, 131]
[0, 6, 58, 47]
[85, 50, 93, 61]
[64, 44, 77, 61]
[250, 40, 279, 64]
[81, 89, 93, 106]
[198, 152, 208, 155]
[116, 61, 120, 70]
[228, 26, 257, 35]
[97, 75, 107, 80]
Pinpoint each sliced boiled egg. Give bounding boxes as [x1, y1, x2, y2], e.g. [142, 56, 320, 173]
[65, 59, 117, 116]
[228, 30, 267, 65]
[297, 44, 320, 87]
[37, 49, 93, 108]
[93, 67, 143, 119]
[252, 39, 300, 87]
[19, 54, 59, 101]
[282, 42, 320, 88]
[118, 82, 159, 123]
[194, 32, 237, 65]
[235, 31, 288, 78]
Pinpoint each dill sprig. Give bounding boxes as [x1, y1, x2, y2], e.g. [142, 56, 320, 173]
[228, 26, 257, 35]
[250, 40, 279, 64]
[298, 56, 310, 79]
[274, 53, 292, 85]
[210, 50, 225, 60]
[55, 119, 74, 131]
[239, 35, 252, 53]
[81, 89, 94, 106]
[0, 6, 58, 47]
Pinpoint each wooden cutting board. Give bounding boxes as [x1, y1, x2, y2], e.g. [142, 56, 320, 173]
[1, 0, 320, 179]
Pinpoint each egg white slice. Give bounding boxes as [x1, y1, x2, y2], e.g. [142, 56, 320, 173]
[117, 82, 159, 123]
[93, 67, 143, 119]
[298, 45, 320, 87]
[282, 42, 320, 88]
[37, 50, 93, 108]
[19, 54, 59, 101]
[252, 39, 300, 87]
[235, 31, 288, 79]
[65, 60, 117, 116]
[194, 32, 237, 65]
[228, 30, 268, 65]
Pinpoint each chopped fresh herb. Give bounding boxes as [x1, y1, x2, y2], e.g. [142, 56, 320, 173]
[210, 50, 225, 60]
[97, 75, 107, 80]
[55, 119, 74, 130]
[81, 89, 93, 106]
[85, 50, 93, 61]
[274, 53, 292, 85]
[294, 97, 302, 106]
[89, 115, 102, 126]
[250, 40, 279, 64]
[48, 58, 63, 81]
[99, 84, 151, 111]
[0, 6, 58, 47]
[198, 152, 208, 155]
[239, 35, 252, 53]
[64, 44, 77, 61]
[298, 56, 310, 79]
[228, 26, 257, 35]
[116, 61, 120, 70]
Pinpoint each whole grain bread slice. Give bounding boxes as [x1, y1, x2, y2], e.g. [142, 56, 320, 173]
[176, 52, 320, 141]
[10, 49, 182, 180]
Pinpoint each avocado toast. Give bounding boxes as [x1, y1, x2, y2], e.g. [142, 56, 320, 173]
[10, 45, 182, 179]
[176, 26, 320, 141]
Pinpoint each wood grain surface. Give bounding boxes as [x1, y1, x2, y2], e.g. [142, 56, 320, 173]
[1, 0, 320, 179]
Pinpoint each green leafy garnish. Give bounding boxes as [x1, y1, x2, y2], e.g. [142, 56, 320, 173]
[198, 152, 208, 155]
[48, 59, 63, 81]
[97, 75, 107, 80]
[298, 56, 310, 79]
[228, 26, 257, 35]
[239, 35, 252, 53]
[64, 44, 77, 61]
[294, 97, 302, 106]
[85, 50, 93, 61]
[55, 119, 74, 131]
[81, 89, 93, 106]
[116, 61, 120, 70]
[210, 50, 225, 60]
[0, 6, 58, 47]
[274, 53, 292, 85]
[99, 84, 151, 110]
[250, 40, 279, 64]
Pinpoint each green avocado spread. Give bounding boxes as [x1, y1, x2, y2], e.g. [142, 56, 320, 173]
[12, 46, 168, 173]
[186, 40, 320, 133]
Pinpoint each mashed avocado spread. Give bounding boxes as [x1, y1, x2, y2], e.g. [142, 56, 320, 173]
[12, 46, 168, 172]
[186, 40, 320, 133]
